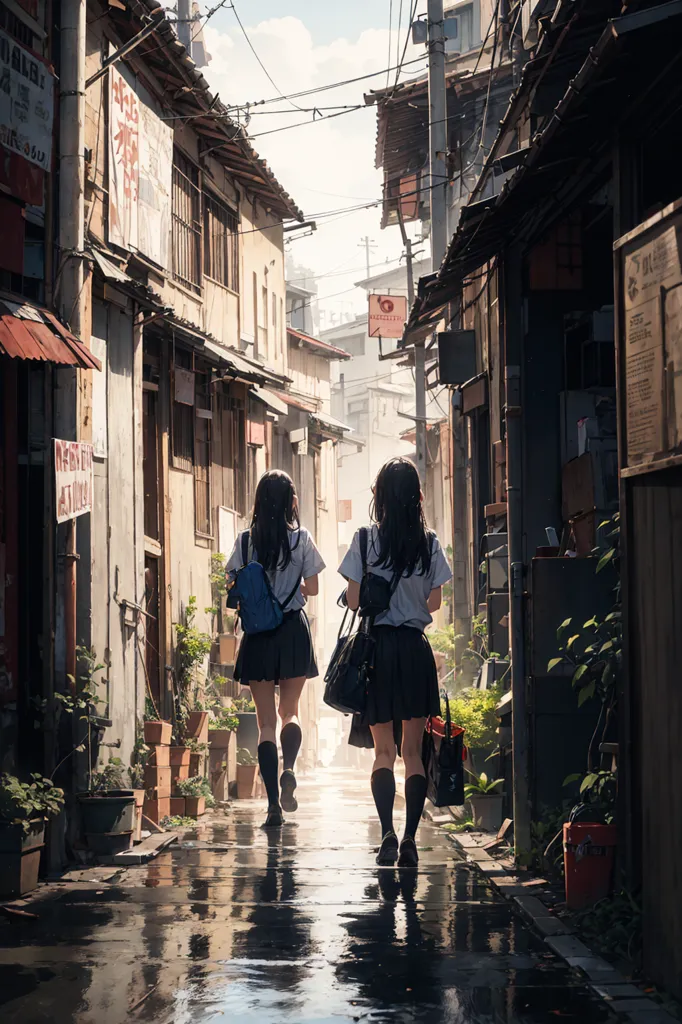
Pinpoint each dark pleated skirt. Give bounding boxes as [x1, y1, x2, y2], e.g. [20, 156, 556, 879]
[349, 625, 440, 747]
[234, 609, 318, 685]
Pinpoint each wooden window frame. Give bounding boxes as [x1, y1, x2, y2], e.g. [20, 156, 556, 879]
[194, 367, 212, 537]
[172, 147, 202, 293]
[203, 192, 239, 292]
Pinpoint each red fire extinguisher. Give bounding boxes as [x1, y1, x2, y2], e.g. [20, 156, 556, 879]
[563, 822, 617, 910]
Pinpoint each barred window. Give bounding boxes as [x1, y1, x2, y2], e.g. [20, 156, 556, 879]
[172, 148, 202, 292]
[194, 370, 212, 536]
[203, 194, 239, 292]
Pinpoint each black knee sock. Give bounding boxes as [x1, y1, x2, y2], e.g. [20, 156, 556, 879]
[371, 768, 396, 837]
[258, 741, 280, 807]
[404, 773, 428, 839]
[281, 722, 302, 771]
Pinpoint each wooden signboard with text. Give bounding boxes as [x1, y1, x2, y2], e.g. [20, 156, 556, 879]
[615, 200, 682, 475]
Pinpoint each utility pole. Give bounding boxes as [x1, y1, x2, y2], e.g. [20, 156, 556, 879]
[427, 0, 449, 267]
[359, 236, 376, 280]
[176, 0, 191, 54]
[397, 206, 426, 482]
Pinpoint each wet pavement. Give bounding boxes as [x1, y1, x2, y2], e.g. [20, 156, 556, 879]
[0, 768, 618, 1023]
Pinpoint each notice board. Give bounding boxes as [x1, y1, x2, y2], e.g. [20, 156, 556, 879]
[615, 200, 682, 473]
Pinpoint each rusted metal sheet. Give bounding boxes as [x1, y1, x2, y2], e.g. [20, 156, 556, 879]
[0, 301, 101, 369]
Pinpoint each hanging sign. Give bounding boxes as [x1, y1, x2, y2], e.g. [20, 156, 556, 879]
[54, 440, 94, 523]
[368, 294, 408, 338]
[0, 29, 55, 171]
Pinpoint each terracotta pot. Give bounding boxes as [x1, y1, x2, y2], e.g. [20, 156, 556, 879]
[219, 633, 238, 664]
[170, 797, 186, 817]
[169, 746, 190, 766]
[171, 762, 190, 787]
[143, 796, 170, 824]
[185, 796, 205, 818]
[0, 820, 45, 897]
[147, 744, 170, 767]
[144, 721, 172, 745]
[144, 766, 171, 798]
[186, 711, 209, 743]
[236, 763, 258, 799]
[209, 728, 235, 749]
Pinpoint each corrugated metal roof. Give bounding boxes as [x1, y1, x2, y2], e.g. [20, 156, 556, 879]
[0, 301, 101, 370]
[287, 327, 351, 360]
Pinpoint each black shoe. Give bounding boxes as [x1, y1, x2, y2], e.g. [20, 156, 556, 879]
[397, 835, 419, 868]
[263, 804, 284, 828]
[376, 831, 399, 866]
[280, 770, 298, 812]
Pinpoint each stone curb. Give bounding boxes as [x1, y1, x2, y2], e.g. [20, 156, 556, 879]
[443, 829, 677, 1024]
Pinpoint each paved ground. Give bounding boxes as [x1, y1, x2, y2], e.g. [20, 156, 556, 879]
[0, 768, 619, 1023]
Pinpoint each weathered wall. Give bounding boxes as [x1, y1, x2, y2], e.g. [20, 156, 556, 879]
[241, 201, 286, 374]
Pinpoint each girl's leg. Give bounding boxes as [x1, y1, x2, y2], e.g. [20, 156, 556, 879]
[398, 717, 428, 866]
[370, 722, 399, 864]
[278, 676, 306, 811]
[249, 679, 281, 822]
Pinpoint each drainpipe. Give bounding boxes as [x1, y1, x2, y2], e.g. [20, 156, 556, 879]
[504, 248, 531, 859]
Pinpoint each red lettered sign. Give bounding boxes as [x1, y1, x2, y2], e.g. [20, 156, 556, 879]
[54, 439, 94, 523]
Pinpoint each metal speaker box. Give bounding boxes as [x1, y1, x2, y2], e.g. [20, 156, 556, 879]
[437, 330, 476, 385]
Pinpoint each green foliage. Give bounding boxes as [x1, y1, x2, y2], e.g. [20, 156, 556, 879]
[186, 739, 209, 754]
[464, 770, 504, 797]
[0, 774, 65, 833]
[428, 624, 461, 673]
[161, 815, 198, 828]
[237, 747, 258, 766]
[441, 818, 475, 833]
[176, 775, 213, 798]
[210, 553, 227, 597]
[175, 597, 213, 738]
[516, 806, 571, 876]
[441, 684, 503, 751]
[550, 610, 621, 709]
[144, 695, 160, 722]
[209, 712, 239, 732]
[573, 889, 642, 967]
[90, 757, 128, 793]
[232, 696, 256, 713]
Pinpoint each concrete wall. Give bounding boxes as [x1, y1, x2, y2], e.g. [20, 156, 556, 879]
[241, 201, 286, 374]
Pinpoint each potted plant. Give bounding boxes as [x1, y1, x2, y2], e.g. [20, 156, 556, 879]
[464, 771, 505, 832]
[78, 758, 136, 855]
[128, 764, 146, 843]
[174, 596, 212, 751]
[0, 774, 65, 897]
[236, 747, 259, 799]
[143, 694, 172, 746]
[187, 738, 209, 777]
[208, 711, 239, 749]
[176, 776, 215, 817]
[233, 696, 259, 758]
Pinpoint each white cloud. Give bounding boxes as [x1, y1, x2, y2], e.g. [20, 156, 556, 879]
[203, 11, 428, 328]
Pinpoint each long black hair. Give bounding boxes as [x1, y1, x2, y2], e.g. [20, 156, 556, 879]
[370, 457, 432, 577]
[250, 470, 300, 571]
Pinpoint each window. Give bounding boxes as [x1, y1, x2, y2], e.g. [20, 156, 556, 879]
[261, 284, 269, 355]
[172, 148, 202, 291]
[445, 2, 475, 54]
[194, 370, 212, 535]
[272, 292, 278, 353]
[172, 350, 194, 471]
[203, 194, 239, 291]
[280, 297, 284, 355]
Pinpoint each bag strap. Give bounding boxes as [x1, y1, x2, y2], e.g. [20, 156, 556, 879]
[241, 531, 250, 567]
[359, 526, 368, 577]
[280, 575, 302, 613]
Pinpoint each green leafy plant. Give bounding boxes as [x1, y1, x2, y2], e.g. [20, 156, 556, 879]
[128, 765, 145, 789]
[441, 684, 503, 752]
[144, 695, 160, 722]
[90, 757, 128, 793]
[429, 624, 460, 674]
[441, 818, 475, 833]
[0, 774, 65, 834]
[174, 596, 213, 740]
[50, 646, 107, 791]
[209, 712, 239, 732]
[186, 739, 209, 754]
[573, 889, 642, 967]
[564, 769, 617, 822]
[232, 696, 256, 714]
[237, 747, 257, 766]
[464, 770, 504, 798]
[161, 815, 198, 828]
[176, 775, 214, 808]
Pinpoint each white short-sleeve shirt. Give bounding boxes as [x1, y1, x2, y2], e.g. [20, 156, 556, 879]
[227, 527, 325, 613]
[338, 525, 452, 631]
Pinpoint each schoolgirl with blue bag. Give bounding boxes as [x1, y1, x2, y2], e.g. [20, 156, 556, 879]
[226, 470, 325, 828]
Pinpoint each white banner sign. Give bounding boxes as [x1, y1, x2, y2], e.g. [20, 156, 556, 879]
[368, 294, 408, 338]
[54, 440, 94, 524]
[0, 29, 54, 170]
[109, 66, 172, 268]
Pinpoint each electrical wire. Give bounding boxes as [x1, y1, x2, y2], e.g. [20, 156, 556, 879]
[386, 0, 394, 88]
[230, 1, 307, 113]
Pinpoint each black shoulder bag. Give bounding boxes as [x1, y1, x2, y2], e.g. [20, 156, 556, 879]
[421, 695, 465, 807]
[323, 528, 398, 715]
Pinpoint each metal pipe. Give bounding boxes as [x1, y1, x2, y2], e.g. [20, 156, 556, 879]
[58, 0, 85, 336]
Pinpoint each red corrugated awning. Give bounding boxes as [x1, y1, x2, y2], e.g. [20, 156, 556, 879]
[0, 301, 101, 370]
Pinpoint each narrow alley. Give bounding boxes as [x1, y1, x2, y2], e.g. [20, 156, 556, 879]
[1, 769, 617, 1024]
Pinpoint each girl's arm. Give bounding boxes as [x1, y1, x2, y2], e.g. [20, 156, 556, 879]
[301, 574, 319, 598]
[345, 578, 361, 610]
[427, 586, 442, 613]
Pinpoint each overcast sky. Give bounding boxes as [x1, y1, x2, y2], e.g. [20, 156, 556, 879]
[201, 1, 428, 330]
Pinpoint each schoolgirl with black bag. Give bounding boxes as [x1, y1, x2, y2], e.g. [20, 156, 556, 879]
[337, 457, 452, 868]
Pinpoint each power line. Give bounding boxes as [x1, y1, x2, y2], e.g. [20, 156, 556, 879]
[230, 1, 306, 113]
[386, 0, 394, 88]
